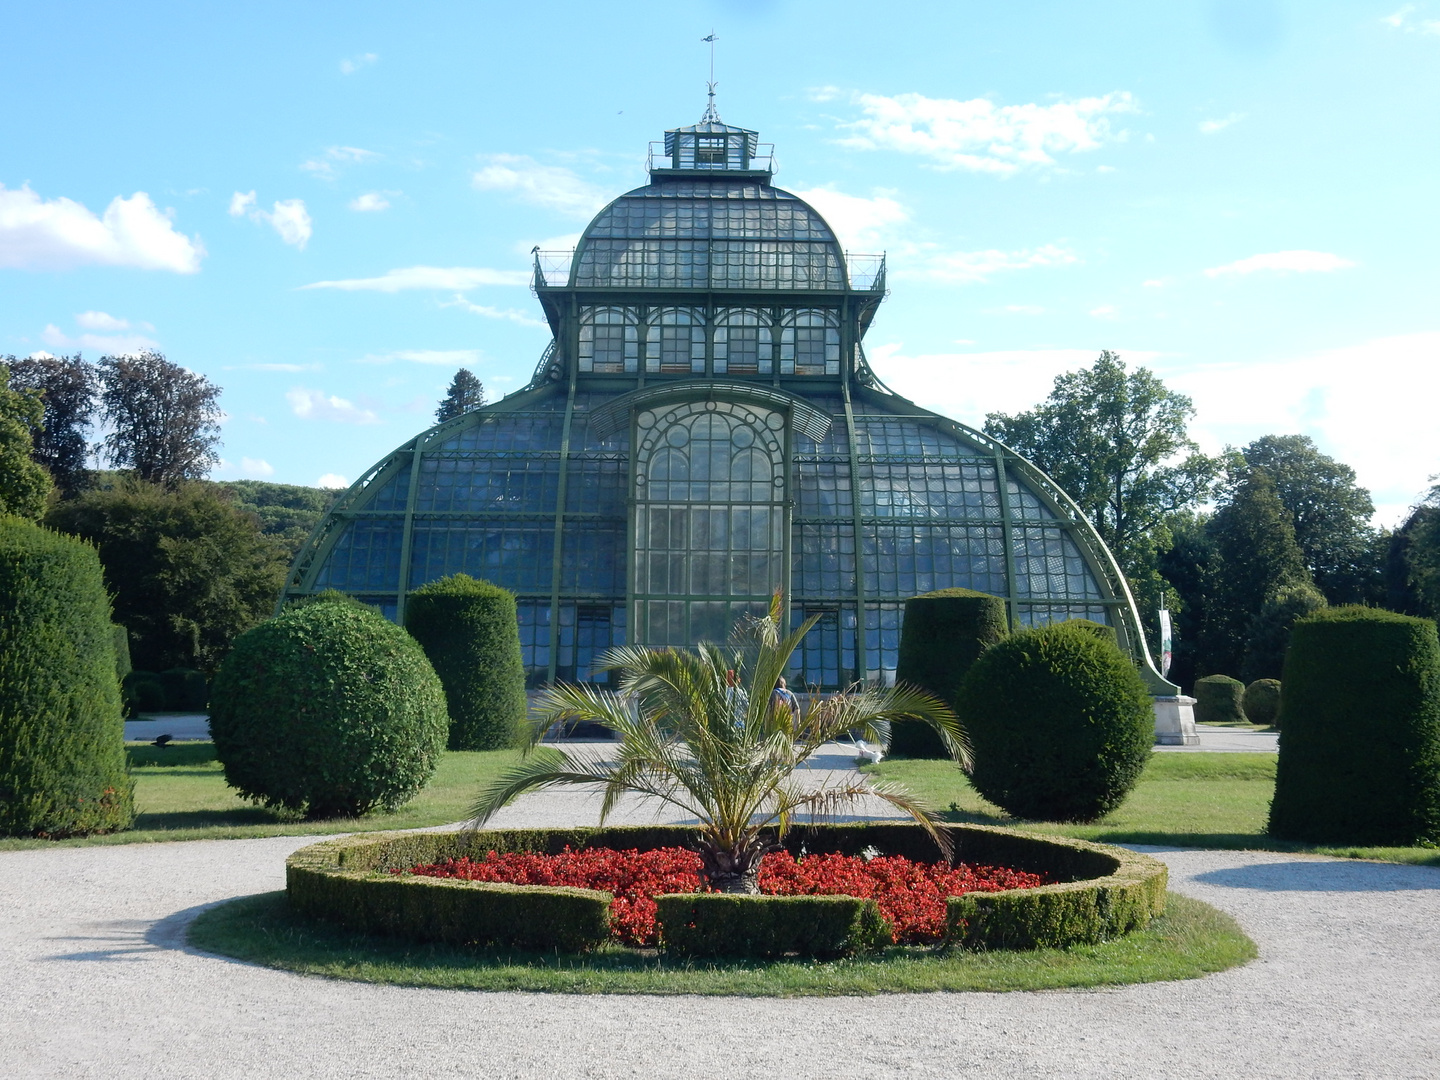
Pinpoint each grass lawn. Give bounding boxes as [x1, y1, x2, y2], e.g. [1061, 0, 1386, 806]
[0, 743, 520, 852]
[188, 889, 1253, 995]
[863, 752, 1440, 867]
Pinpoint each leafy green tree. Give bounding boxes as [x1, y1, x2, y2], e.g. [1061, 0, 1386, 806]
[984, 351, 1221, 579]
[1199, 469, 1311, 677]
[1241, 435, 1378, 603]
[0, 365, 53, 520]
[4, 354, 96, 495]
[1392, 483, 1440, 618]
[436, 368, 486, 423]
[1156, 511, 1213, 691]
[46, 481, 287, 674]
[222, 479, 338, 562]
[98, 351, 222, 485]
[1240, 580, 1327, 683]
[473, 594, 968, 893]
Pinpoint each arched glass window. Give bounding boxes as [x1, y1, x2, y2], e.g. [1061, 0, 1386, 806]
[633, 400, 787, 646]
[578, 306, 639, 373]
[781, 309, 840, 376]
[713, 308, 774, 376]
[645, 307, 706, 374]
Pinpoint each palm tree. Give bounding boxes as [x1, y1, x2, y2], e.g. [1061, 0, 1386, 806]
[471, 594, 971, 893]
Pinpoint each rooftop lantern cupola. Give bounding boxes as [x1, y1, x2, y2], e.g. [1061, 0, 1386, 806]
[651, 88, 772, 177]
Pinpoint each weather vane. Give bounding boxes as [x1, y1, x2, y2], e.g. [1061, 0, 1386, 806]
[702, 31, 719, 120]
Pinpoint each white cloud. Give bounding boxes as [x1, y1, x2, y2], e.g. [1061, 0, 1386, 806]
[472, 154, 608, 218]
[1199, 112, 1247, 134]
[1169, 332, 1440, 526]
[214, 456, 278, 479]
[1204, 250, 1356, 277]
[870, 343, 1163, 432]
[839, 91, 1137, 174]
[317, 473, 349, 488]
[302, 146, 381, 181]
[1090, 304, 1119, 319]
[301, 265, 529, 291]
[895, 243, 1079, 284]
[348, 191, 392, 212]
[224, 362, 319, 372]
[286, 388, 380, 424]
[441, 295, 548, 328]
[230, 191, 313, 248]
[1382, 5, 1440, 33]
[1143, 278, 1168, 288]
[356, 348, 485, 366]
[75, 310, 148, 331]
[807, 85, 842, 103]
[339, 52, 377, 74]
[790, 187, 908, 249]
[41, 319, 158, 353]
[0, 184, 204, 273]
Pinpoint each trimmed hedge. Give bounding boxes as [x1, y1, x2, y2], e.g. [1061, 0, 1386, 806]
[1194, 675, 1247, 724]
[1268, 607, 1440, 846]
[122, 670, 165, 714]
[1243, 679, 1282, 729]
[285, 822, 1168, 956]
[0, 517, 134, 837]
[112, 625, 132, 683]
[956, 622, 1155, 822]
[160, 667, 208, 711]
[657, 894, 889, 958]
[210, 595, 449, 819]
[404, 574, 527, 751]
[891, 588, 1008, 758]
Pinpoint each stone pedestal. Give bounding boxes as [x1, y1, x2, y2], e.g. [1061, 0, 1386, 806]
[1153, 695, 1200, 746]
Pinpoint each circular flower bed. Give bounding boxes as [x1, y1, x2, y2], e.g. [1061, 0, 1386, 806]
[403, 847, 1049, 947]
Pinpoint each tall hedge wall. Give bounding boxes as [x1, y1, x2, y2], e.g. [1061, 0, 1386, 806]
[404, 574, 526, 751]
[890, 588, 1008, 758]
[0, 517, 134, 836]
[1268, 607, 1440, 846]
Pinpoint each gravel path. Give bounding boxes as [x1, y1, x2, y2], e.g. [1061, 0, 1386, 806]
[2, 792, 1437, 1077]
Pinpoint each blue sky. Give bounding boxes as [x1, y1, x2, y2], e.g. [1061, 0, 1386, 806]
[2, 0, 1436, 523]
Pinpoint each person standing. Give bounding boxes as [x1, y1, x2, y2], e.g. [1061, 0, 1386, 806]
[771, 675, 800, 735]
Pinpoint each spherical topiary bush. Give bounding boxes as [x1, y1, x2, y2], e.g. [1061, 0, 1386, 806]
[890, 588, 1008, 758]
[1194, 675, 1248, 724]
[209, 596, 448, 819]
[1243, 679, 1282, 729]
[1268, 607, 1440, 846]
[955, 622, 1154, 823]
[404, 573, 526, 751]
[0, 517, 134, 837]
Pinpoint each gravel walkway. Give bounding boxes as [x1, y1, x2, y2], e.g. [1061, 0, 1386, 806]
[1, 791, 1437, 1077]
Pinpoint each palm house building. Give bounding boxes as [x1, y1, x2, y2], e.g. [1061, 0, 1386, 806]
[283, 103, 1175, 699]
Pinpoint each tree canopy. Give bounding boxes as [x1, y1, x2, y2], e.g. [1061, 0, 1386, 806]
[984, 351, 1221, 577]
[1240, 434, 1377, 603]
[4, 354, 95, 495]
[98, 351, 222, 485]
[46, 480, 287, 674]
[0, 364, 53, 521]
[436, 368, 486, 423]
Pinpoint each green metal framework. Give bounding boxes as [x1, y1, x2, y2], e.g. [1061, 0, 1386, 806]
[281, 105, 1177, 695]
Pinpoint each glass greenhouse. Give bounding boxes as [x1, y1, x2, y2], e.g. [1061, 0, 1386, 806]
[283, 105, 1172, 694]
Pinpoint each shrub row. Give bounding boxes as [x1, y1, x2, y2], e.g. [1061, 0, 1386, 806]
[285, 823, 1167, 956]
[122, 667, 208, 714]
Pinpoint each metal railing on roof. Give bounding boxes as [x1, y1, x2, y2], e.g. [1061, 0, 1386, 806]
[533, 249, 886, 292]
[645, 142, 778, 175]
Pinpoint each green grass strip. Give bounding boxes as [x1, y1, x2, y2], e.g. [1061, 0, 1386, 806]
[187, 890, 1254, 996]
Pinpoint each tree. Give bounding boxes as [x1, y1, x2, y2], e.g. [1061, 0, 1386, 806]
[222, 479, 339, 562]
[1155, 511, 1213, 691]
[473, 594, 968, 893]
[97, 351, 221, 485]
[436, 368, 486, 423]
[45, 481, 287, 674]
[984, 351, 1221, 579]
[4, 354, 96, 494]
[0, 364, 53, 520]
[1392, 483, 1440, 618]
[1199, 469, 1311, 678]
[1240, 435, 1378, 603]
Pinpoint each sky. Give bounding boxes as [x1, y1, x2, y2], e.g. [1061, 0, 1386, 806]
[2, 0, 1437, 524]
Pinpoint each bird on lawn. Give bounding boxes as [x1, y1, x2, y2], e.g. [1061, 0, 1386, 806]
[152, 734, 172, 748]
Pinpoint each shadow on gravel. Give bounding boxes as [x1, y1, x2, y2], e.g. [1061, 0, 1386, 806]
[1193, 861, 1440, 892]
[41, 900, 260, 964]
